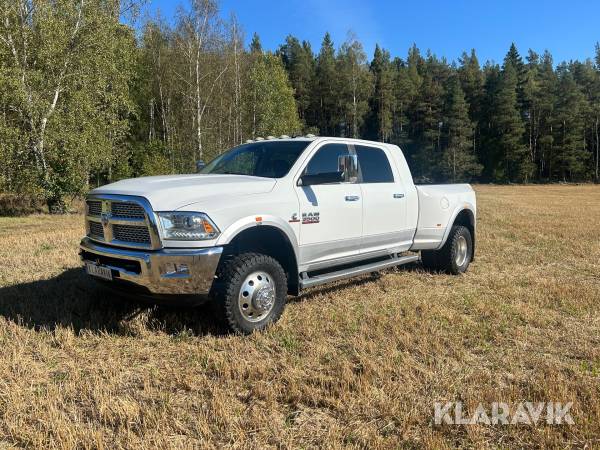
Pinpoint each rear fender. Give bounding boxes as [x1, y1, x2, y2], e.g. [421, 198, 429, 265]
[437, 206, 476, 253]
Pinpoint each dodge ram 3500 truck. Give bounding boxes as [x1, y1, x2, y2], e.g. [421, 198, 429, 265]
[81, 136, 476, 333]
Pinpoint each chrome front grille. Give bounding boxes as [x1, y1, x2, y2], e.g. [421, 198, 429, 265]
[113, 224, 151, 244]
[87, 200, 102, 216]
[111, 202, 145, 219]
[89, 221, 104, 239]
[85, 195, 159, 249]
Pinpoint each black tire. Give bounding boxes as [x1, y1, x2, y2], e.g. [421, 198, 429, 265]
[213, 252, 287, 334]
[421, 225, 473, 275]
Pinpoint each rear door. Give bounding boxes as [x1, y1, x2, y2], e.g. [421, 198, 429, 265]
[294, 142, 363, 268]
[356, 144, 413, 254]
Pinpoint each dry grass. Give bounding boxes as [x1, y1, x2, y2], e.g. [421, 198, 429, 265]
[0, 185, 599, 449]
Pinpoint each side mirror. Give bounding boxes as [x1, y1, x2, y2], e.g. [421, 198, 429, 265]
[196, 160, 206, 173]
[338, 154, 358, 182]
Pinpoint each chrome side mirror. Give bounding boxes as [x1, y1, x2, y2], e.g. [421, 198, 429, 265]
[338, 154, 358, 183]
[196, 160, 206, 173]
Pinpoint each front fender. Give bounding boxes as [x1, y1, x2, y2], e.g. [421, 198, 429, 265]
[215, 214, 300, 261]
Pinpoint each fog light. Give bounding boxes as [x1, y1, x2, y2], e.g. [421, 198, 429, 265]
[163, 263, 190, 275]
[176, 264, 190, 274]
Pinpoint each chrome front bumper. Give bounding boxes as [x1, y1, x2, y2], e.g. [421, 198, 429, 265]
[80, 237, 223, 296]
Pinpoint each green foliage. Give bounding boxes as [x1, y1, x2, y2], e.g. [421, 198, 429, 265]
[132, 141, 172, 177]
[493, 63, 530, 181]
[442, 78, 482, 182]
[2, 1, 600, 209]
[553, 66, 590, 179]
[0, 0, 135, 211]
[245, 53, 301, 138]
[337, 35, 372, 138]
[0, 193, 45, 216]
[278, 35, 316, 127]
[314, 33, 338, 136]
[369, 45, 395, 142]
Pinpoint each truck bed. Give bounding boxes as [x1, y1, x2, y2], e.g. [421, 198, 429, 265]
[410, 184, 476, 251]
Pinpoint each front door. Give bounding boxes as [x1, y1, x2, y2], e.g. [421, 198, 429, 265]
[294, 143, 363, 269]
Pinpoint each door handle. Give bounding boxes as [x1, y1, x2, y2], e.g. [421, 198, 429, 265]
[393, 193, 405, 199]
[345, 195, 360, 201]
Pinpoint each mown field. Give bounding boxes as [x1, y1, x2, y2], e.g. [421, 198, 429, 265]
[0, 185, 599, 449]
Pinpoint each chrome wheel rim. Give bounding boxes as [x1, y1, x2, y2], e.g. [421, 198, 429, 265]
[455, 235, 469, 267]
[238, 271, 276, 322]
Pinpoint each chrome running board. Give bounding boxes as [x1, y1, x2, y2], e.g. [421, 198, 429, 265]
[299, 254, 419, 290]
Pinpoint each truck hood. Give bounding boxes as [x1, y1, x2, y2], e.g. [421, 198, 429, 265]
[91, 174, 277, 211]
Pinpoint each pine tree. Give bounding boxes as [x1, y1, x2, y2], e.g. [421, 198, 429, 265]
[442, 77, 482, 181]
[411, 54, 447, 181]
[314, 33, 338, 135]
[504, 43, 527, 112]
[392, 58, 418, 145]
[458, 49, 484, 160]
[496, 64, 530, 181]
[523, 50, 540, 177]
[250, 32, 262, 54]
[368, 45, 395, 142]
[593, 44, 600, 181]
[278, 36, 316, 128]
[535, 51, 558, 180]
[553, 64, 589, 180]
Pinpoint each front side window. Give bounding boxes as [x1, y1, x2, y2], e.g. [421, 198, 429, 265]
[304, 143, 350, 175]
[356, 145, 395, 183]
[201, 141, 309, 178]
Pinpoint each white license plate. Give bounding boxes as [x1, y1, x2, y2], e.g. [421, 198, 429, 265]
[86, 262, 113, 281]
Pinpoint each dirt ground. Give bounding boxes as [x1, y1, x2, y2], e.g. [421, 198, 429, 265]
[0, 185, 599, 448]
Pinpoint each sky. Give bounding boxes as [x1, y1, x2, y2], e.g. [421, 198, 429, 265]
[146, 0, 600, 65]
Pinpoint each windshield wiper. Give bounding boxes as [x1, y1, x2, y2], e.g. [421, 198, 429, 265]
[220, 171, 251, 176]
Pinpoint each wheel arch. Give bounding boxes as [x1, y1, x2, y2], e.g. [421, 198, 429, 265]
[219, 222, 300, 295]
[438, 207, 476, 259]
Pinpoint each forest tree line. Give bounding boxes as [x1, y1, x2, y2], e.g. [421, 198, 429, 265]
[0, 0, 599, 212]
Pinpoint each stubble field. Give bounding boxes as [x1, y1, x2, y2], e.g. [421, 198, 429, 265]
[0, 185, 599, 449]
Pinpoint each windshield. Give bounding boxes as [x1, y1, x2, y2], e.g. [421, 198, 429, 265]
[201, 141, 310, 178]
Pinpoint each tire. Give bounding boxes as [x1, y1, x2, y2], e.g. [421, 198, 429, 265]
[213, 252, 287, 334]
[421, 225, 473, 275]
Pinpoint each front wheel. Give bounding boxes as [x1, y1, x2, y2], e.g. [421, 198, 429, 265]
[421, 225, 473, 275]
[213, 253, 287, 334]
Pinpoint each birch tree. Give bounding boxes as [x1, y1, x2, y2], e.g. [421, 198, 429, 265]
[0, 0, 135, 211]
[176, 0, 226, 162]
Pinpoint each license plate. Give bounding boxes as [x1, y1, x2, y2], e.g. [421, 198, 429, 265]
[86, 262, 113, 281]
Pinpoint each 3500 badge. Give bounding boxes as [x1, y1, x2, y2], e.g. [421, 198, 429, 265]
[302, 212, 320, 224]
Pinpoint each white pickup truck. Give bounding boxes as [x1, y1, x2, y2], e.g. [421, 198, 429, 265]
[81, 136, 476, 333]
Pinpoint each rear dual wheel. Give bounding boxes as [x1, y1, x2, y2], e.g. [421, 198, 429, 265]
[421, 225, 473, 275]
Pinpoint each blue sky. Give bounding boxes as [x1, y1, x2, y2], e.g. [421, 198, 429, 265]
[147, 0, 600, 65]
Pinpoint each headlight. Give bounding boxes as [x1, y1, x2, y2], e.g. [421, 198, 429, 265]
[158, 212, 220, 241]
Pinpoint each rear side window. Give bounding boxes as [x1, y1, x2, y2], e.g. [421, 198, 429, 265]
[305, 143, 350, 175]
[356, 145, 394, 183]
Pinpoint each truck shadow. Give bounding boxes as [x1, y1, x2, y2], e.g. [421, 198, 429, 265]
[0, 268, 226, 336]
[0, 262, 424, 337]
